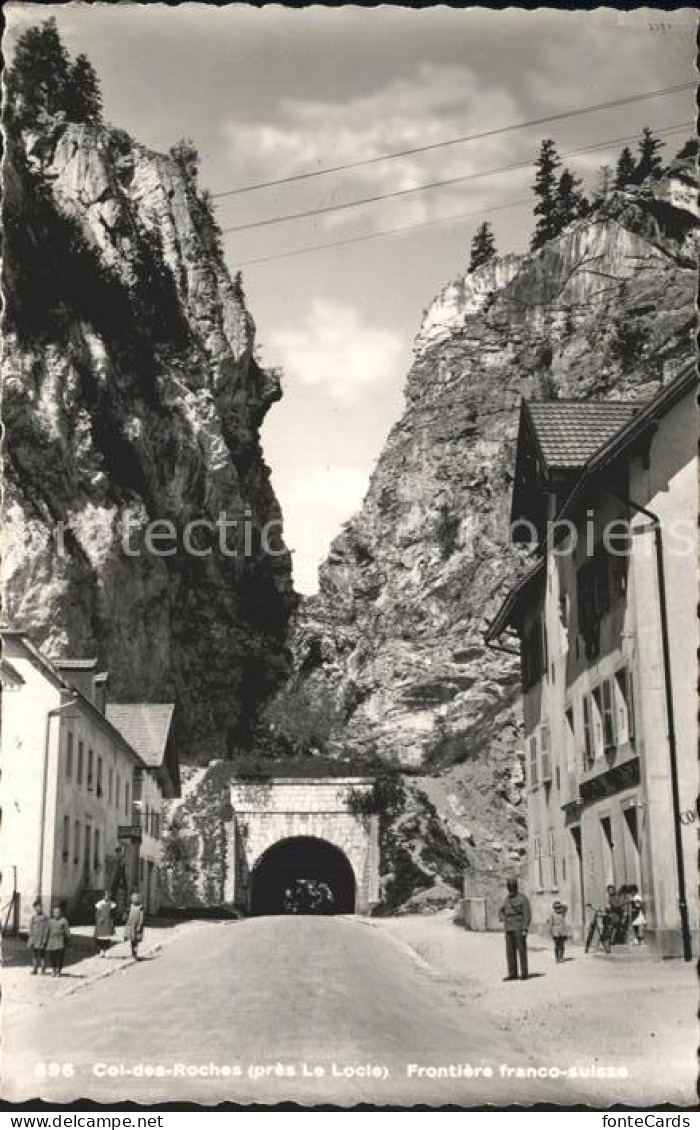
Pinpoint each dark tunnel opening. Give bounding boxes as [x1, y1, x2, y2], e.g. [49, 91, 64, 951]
[249, 836, 356, 916]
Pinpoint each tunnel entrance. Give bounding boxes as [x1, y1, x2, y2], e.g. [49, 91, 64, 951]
[249, 836, 356, 916]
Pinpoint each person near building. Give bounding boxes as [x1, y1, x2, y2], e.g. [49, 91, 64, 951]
[606, 884, 627, 944]
[27, 899, 50, 975]
[124, 892, 145, 960]
[631, 893, 647, 945]
[498, 877, 532, 981]
[94, 890, 117, 958]
[548, 900, 571, 963]
[46, 905, 70, 976]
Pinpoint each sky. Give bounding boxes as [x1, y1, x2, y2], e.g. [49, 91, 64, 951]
[6, 5, 696, 592]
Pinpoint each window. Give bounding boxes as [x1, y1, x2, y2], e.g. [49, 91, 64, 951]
[533, 835, 544, 890]
[87, 748, 94, 791]
[577, 545, 613, 657]
[108, 767, 113, 804]
[547, 829, 557, 888]
[522, 618, 547, 690]
[615, 666, 636, 744]
[116, 774, 121, 809]
[62, 816, 70, 862]
[77, 741, 84, 786]
[94, 828, 101, 871]
[528, 734, 539, 788]
[73, 820, 80, 865]
[139, 858, 145, 882]
[597, 679, 617, 749]
[97, 757, 103, 798]
[540, 725, 552, 783]
[66, 732, 74, 779]
[125, 781, 130, 818]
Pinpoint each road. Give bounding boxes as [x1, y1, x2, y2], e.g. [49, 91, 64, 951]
[3, 915, 593, 1107]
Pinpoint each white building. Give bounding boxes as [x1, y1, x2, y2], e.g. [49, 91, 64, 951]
[0, 631, 179, 929]
[487, 366, 697, 957]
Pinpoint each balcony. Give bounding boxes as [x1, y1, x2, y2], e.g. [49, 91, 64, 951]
[579, 741, 639, 802]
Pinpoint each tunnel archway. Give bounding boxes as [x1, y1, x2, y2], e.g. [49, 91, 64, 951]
[249, 836, 356, 916]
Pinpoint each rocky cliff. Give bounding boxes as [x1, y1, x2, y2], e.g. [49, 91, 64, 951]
[287, 144, 698, 904]
[2, 118, 296, 762]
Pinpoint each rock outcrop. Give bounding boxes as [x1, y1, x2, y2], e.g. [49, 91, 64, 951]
[286, 145, 698, 905]
[2, 118, 296, 762]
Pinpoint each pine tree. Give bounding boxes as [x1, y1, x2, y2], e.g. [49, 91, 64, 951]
[615, 146, 636, 189]
[169, 138, 200, 182]
[633, 127, 664, 184]
[469, 221, 497, 273]
[594, 165, 613, 201]
[530, 139, 561, 250]
[554, 168, 588, 231]
[64, 54, 103, 125]
[6, 18, 71, 128]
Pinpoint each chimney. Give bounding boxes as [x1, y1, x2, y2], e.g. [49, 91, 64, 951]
[93, 671, 109, 714]
[54, 658, 98, 702]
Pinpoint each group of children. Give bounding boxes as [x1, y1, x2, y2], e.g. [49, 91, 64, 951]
[547, 891, 646, 963]
[27, 890, 146, 976]
[27, 901, 70, 975]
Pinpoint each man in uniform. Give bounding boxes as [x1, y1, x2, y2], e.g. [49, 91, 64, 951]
[499, 877, 532, 980]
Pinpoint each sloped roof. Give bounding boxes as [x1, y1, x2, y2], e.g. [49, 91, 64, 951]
[105, 704, 174, 768]
[525, 401, 641, 471]
[2, 658, 26, 687]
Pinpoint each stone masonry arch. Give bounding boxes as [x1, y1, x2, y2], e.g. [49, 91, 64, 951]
[224, 777, 380, 914]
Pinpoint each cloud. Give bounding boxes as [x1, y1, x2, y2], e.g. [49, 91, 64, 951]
[268, 298, 403, 405]
[224, 63, 523, 230]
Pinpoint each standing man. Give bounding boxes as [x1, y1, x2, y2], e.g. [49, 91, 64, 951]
[499, 877, 532, 981]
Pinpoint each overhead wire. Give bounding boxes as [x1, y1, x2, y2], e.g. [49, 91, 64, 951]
[211, 81, 695, 199]
[221, 121, 692, 237]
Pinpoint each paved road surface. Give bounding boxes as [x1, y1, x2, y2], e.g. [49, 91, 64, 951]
[5, 916, 592, 1106]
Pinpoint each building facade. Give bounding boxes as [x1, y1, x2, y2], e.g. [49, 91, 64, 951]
[488, 367, 697, 957]
[106, 704, 180, 915]
[0, 632, 179, 928]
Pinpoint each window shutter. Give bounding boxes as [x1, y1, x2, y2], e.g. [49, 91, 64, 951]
[582, 695, 593, 765]
[540, 724, 552, 782]
[529, 734, 539, 788]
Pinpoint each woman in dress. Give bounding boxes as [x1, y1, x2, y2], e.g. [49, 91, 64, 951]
[94, 890, 117, 958]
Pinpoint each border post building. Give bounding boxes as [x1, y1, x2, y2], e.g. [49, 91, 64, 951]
[487, 366, 697, 957]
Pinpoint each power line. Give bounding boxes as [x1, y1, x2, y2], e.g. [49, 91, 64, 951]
[212, 81, 695, 199]
[236, 196, 533, 268]
[221, 122, 691, 236]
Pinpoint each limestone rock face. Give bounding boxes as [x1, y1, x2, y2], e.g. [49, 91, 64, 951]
[3, 120, 296, 762]
[287, 148, 698, 904]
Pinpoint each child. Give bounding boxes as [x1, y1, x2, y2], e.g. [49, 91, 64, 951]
[27, 899, 50, 975]
[46, 905, 70, 976]
[548, 900, 570, 962]
[631, 893, 646, 944]
[124, 892, 145, 960]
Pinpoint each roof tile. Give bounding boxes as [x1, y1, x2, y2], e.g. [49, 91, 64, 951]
[105, 703, 174, 767]
[527, 402, 641, 470]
